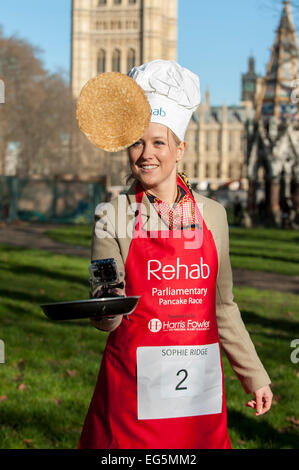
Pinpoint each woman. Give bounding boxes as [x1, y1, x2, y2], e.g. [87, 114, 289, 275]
[78, 60, 272, 449]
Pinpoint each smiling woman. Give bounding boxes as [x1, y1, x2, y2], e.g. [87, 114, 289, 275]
[78, 59, 272, 450]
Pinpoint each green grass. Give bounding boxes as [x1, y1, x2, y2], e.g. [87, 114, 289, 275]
[223, 286, 299, 449]
[0, 245, 107, 449]
[0, 243, 298, 449]
[229, 227, 299, 276]
[46, 225, 299, 276]
[45, 225, 93, 249]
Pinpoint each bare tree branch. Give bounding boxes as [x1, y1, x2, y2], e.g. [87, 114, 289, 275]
[0, 28, 77, 178]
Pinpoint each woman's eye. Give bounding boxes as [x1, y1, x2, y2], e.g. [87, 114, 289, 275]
[155, 140, 164, 145]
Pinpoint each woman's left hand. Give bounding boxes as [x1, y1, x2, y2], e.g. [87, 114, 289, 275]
[246, 385, 273, 416]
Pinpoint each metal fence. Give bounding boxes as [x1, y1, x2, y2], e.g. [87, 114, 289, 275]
[0, 176, 105, 223]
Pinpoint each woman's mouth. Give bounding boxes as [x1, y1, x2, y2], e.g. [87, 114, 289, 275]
[139, 164, 159, 172]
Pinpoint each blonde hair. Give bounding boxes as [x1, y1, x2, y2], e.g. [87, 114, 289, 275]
[167, 128, 181, 148]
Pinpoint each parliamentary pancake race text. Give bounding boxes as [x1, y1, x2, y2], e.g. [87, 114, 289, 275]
[148, 257, 210, 313]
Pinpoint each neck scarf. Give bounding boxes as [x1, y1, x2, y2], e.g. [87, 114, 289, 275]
[145, 172, 197, 230]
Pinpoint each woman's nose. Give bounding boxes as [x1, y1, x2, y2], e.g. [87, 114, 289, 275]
[140, 142, 154, 158]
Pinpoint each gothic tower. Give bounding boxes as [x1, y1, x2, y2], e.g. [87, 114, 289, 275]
[71, 0, 178, 98]
[241, 56, 263, 107]
[255, 0, 299, 122]
[246, 0, 299, 227]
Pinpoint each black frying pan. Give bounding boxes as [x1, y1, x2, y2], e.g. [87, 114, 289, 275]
[41, 296, 140, 321]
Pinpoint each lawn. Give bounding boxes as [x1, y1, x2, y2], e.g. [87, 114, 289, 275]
[0, 245, 103, 449]
[0, 241, 298, 449]
[229, 227, 299, 276]
[46, 225, 93, 250]
[224, 286, 299, 449]
[46, 224, 299, 276]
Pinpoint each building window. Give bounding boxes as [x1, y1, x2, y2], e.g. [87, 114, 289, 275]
[206, 163, 210, 178]
[205, 132, 210, 152]
[111, 20, 121, 29]
[114, 0, 121, 4]
[97, 49, 106, 74]
[129, 0, 136, 3]
[112, 49, 121, 72]
[194, 132, 199, 152]
[127, 48, 136, 71]
[228, 132, 233, 152]
[240, 133, 245, 152]
[98, 0, 107, 5]
[217, 132, 221, 151]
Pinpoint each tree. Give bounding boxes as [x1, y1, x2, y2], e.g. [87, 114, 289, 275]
[0, 28, 75, 177]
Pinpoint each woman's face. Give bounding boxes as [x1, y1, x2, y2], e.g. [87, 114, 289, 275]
[128, 123, 185, 190]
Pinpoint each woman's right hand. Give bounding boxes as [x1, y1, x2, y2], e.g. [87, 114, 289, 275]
[90, 285, 126, 332]
[90, 314, 123, 332]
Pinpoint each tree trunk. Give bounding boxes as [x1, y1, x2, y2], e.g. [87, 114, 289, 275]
[0, 139, 7, 175]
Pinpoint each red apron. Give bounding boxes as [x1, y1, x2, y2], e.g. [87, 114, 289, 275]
[78, 176, 231, 449]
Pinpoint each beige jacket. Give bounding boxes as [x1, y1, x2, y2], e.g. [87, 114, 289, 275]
[92, 179, 271, 394]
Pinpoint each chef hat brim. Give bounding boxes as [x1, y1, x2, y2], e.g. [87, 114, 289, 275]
[76, 72, 151, 152]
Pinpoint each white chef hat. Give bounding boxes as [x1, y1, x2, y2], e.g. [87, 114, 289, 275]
[128, 59, 201, 141]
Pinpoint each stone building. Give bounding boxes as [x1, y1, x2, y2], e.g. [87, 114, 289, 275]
[71, 0, 177, 98]
[181, 88, 251, 191]
[71, 0, 178, 186]
[70, 0, 276, 198]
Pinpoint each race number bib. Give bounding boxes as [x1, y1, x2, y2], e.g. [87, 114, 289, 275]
[136, 343, 223, 420]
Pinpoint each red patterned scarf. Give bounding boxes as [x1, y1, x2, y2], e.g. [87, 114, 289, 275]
[145, 172, 197, 230]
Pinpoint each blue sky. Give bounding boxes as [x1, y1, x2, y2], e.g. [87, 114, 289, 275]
[0, 0, 297, 106]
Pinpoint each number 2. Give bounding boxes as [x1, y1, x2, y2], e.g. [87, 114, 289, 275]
[175, 369, 188, 391]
